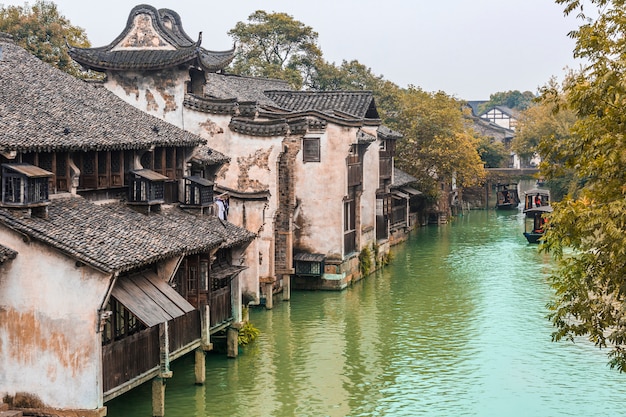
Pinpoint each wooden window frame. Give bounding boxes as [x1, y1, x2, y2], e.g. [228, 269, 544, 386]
[303, 137, 320, 163]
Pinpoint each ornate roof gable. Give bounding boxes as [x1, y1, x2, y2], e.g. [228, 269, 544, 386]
[69, 5, 234, 72]
[0, 38, 209, 153]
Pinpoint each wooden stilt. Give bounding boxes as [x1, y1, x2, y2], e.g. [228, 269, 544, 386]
[152, 377, 165, 417]
[194, 348, 206, 385]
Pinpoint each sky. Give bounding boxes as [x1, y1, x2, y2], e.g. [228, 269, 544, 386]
[2, 0, 586, 100]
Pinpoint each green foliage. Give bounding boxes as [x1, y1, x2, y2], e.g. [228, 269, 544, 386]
[238, 320, 260, 346]
[228, 10, 322, 89]
[225, 11, 486, 209]
[541, 0, 626, 371]
[515, 78, 577, 163]
[478, 90, 536, 114]
[380, 249, 394, 267]
[393, 87, 486, 199]
[0, 0, 92, 78]
[477, 136, 508, 168]
[312, 59, 384, 90]
[358, 246, 372, 276]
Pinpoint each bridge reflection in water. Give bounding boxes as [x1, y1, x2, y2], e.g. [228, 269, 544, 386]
[106, 198, 626, 417]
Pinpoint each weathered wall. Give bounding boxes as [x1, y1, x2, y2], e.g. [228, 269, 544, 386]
[106, 69, 188, 128]
[293, 125, 350, 258]
[0, 225, 110, 410]
[184, 110, 280, 289]
[360, 129, 380, 250]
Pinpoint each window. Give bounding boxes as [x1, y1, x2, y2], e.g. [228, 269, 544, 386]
[128, 169, 167, 204]
[1, 164, 51, 206]
[188, 265, 198, 295]
[101, 298, 145, 345]
[303, 138, 320, 162]
[183, 176, 214, 207]
[294, 253, 325, 277]
[77, 150, 126, 190]
[344, 199, 356, 254]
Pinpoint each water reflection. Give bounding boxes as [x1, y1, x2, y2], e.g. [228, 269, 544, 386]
[107, 193, 626, 417]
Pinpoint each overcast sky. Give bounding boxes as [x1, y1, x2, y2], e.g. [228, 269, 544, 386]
[3, 0, 586, 99]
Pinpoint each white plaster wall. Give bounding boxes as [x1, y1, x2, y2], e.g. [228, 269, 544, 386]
[184, 109, 282, 283]
[360, 134, 379, 249]
[0, 227, 111, 410]
[227, 198, 266, 297]
[105, 69, 188, 128]
[294, 125, 353, 257]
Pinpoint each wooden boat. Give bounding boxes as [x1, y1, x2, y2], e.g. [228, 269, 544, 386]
[495, 183, 520, 210]
[523, 188, 550, 217]
[523, 206, 552, 243]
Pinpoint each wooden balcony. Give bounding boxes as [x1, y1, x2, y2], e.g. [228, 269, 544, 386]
[102, 309, 201, 393]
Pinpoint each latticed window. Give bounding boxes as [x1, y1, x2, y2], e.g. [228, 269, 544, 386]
[1, 164, 51, 206]
[140, 151, 152, 170]
[183, 176, 214, 207]
[188, 265, 198, 295]
[303, 137, 320, 162]
[294, 253, 325, 277]
[128, 169, 166, 204]
[101, 298, 145, 345]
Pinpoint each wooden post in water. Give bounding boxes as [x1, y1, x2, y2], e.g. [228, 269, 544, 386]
[226, 326, 239, 358]
[194, 348, 206, 385]
[264, 282, 274, 309]
[152, 377, 165, 417]
[283, 273, 291, 301]
[200, 304, 212, 351]
[152, 322, 173, 417]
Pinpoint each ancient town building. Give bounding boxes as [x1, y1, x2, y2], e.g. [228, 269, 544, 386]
[69, 4, 410, 300]
[0, 33, 254, 416]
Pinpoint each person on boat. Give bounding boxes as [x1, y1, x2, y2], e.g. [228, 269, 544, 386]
[534, 216, 548, 233]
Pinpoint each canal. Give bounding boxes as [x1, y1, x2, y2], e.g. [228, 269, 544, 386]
[107, 199, 626, 416]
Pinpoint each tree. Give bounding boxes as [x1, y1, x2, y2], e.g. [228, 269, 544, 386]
[394, 87, 485, 199]
[541, 0, 626, 371]
[228, 10, 323, 89]
[312, 59, 384, 90]
[513, 78, 576, 163]
[0, 0, 91, 77]
[476, 136, 508, 168]
[477, 90, 536, 114]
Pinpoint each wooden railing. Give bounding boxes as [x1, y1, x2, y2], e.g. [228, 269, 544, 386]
[210, 287, 231, 328]
[391, 205, 406, 225]
[102, 326, 160, 392]
[102, 310, 201, 393]
[169, 310, 201, 353]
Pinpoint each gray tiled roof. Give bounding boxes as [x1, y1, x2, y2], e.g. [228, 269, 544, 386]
[0, 38, 208, 153]
[204, 73, 292, 104]
[0, 197, 254, 273]
[393, 168, 418, 187]
[263, 91, 380, 119]
[156, 208, 256, 249]
[190, 145, 230, 165]
[68, 5, 234, 72]
[378, 125, 402, 140]
[0, 244, 17, 264]
[465, 100, 488, 116]
[471, 116, 515, 140]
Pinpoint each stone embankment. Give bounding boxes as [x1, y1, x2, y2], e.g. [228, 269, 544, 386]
[0, 400, 23, 417]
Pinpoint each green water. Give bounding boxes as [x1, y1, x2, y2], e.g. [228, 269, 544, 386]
[107, 207, 626, 417]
